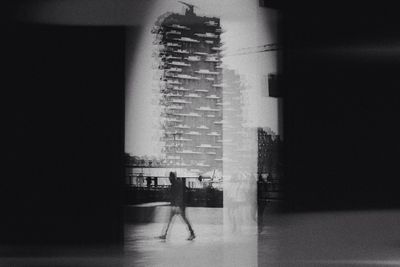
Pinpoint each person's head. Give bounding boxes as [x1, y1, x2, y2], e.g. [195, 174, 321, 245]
[169, 171, 177, 183]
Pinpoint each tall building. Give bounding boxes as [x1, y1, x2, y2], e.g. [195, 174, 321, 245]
[152, 3, 223, 174]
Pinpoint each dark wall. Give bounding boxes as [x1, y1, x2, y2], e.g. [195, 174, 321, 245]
[1, 22, 125, 246]
[283, 3, 400, 211]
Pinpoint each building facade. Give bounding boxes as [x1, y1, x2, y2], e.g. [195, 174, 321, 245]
[152, 5, 223, 174]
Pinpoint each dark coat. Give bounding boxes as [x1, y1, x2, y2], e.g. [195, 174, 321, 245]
[170, 179, 186, 207]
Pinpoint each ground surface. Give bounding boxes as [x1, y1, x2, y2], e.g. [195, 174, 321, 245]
[124, 206, 260, 267]
[3, 207, 400, 266]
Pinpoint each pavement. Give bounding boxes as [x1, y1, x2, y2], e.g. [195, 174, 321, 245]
[3, 206, 400, 266]
[261, 210, 400, 266]
[124, 206, 260, 267]
[125, 206, 400, 267]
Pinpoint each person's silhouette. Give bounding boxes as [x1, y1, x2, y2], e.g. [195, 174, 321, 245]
[159, 172, 195, 240]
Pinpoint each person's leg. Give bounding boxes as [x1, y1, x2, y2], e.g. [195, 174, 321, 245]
[180, 207, 195, 240]
[159, 206, 176, 239]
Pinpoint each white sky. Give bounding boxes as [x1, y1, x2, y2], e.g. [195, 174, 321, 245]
[125, 0, 278, 157]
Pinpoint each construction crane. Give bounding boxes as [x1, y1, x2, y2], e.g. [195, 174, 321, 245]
[178, 1, 198, 15]
[224, 43, 279, 57]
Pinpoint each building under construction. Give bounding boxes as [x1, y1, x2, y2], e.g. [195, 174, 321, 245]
[152, 3, 223, 175]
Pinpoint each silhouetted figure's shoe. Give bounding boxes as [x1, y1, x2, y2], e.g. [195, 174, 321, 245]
[187, 233, 196, 241]
[157, 234, 167, 240]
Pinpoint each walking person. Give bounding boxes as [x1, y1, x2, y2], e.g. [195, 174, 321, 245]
[158, 172, 196, 240]
[137, 173, 144, 187]
[257, 173, 267, 233]
[146, 176, 152, 188]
